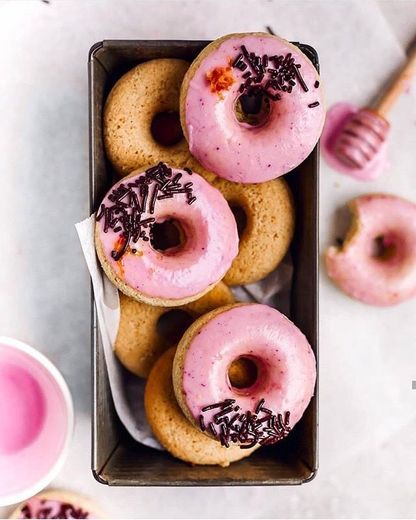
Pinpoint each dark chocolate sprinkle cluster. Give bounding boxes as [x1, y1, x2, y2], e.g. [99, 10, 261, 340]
[199, 398, 291, 449]
[21, 501, 89, 519]
[232, 45, 320, 108]
[96, 162, 196, 260]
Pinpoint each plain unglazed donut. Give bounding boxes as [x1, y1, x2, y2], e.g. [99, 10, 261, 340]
[211, 175, 294, 285]
[104, 58, 191, 176]
[326, 194, 416, 306]
[144, 347, 258, 466]
[95, 163, 238, 307]
[180, 32, 325, 183]
[115, 282, 234, 378]
[186, 160, 295, 285]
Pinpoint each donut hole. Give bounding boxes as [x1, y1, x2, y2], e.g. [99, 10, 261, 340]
[156, 310, 194, 343]
[228, 356, 258, 390]
[150, 111, 184, 147]
[234, 91, 271, 127]
[230, 204, 248, 237]
[150, 219, 186, 253]
[372, 234, 398, 261]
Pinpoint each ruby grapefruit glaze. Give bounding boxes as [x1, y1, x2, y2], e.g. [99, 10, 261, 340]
[182, 33, 325, 183]
[96, 166, 239, 300]
[179, 304, 316, 432]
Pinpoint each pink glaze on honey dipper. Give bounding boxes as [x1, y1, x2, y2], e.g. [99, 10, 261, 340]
[334, 109, 390, 170]
[181, 33, 325, 183]
[327, 46, 416, 180]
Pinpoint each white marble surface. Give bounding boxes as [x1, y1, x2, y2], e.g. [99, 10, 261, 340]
[1, 0, 416, 518]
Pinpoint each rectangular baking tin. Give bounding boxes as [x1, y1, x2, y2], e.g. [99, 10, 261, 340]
[89, 39, 319, 486]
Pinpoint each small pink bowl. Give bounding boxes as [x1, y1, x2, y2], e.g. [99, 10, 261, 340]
[0, 337, 73, 507]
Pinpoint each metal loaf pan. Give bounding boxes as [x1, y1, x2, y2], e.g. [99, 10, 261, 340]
[89, 39, 319, 486]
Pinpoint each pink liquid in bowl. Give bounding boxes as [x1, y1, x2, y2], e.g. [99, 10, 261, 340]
[0, 339, 73, 506]
[0, 362, 46, 455]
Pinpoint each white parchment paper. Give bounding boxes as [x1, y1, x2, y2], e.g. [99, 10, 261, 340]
[76, 216, 160, 449]
[76, 215, 293, 449]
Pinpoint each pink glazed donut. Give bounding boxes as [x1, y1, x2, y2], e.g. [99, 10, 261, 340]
[173, 303, 316, 447]
[180, 32, 325, 183]
[326, 194, 416, 306]
[95, 163, 239, 307]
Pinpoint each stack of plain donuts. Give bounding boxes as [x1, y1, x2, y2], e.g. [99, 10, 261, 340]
[95, 32, 324, 466]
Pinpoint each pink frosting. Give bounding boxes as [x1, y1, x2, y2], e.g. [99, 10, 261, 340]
[96, 167, 238, 300]
[19, 497, 91, 519]
[181, 304, 316, 430]
[183, 34, 325, 183]
[326, 194, 416, 306]
[322, 103, 389, 181]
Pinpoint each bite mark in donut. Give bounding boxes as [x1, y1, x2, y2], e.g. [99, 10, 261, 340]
[326, 194, 416, 306]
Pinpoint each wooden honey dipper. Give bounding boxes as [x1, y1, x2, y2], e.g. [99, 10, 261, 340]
[334, 46, 416, 169]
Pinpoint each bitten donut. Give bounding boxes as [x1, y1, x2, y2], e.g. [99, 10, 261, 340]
[115, 282, 234, 378]
[145, 348, 257, 466]
[104, 59, 191, 176]
[9, 489, 105, 519]
[173, 303, 316, 448]
[180, 32, 325, 183]
[326, 194, 416, 306]
[95, 163, 238, 307]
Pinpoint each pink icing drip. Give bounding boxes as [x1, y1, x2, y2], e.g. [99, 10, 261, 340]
[181, 304, 316, 430]
[321, 103, 389, 181]
[326, 194, 416, 306]
[97, 168, 238, 300]
[184, 34, 325, 183]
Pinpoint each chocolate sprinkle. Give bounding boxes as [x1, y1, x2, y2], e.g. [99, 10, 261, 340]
[255, 398, 265, 414]
[199, 414, 206, 432]
[202, 398, 235, 412]
[308, 101, 320, 108]
[293, 64, 309, 92]
[96, 163, 197, 260]
[209, 422, 218, 436]
[199, 398, 291, 449]
[232, 45, 310, 100]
